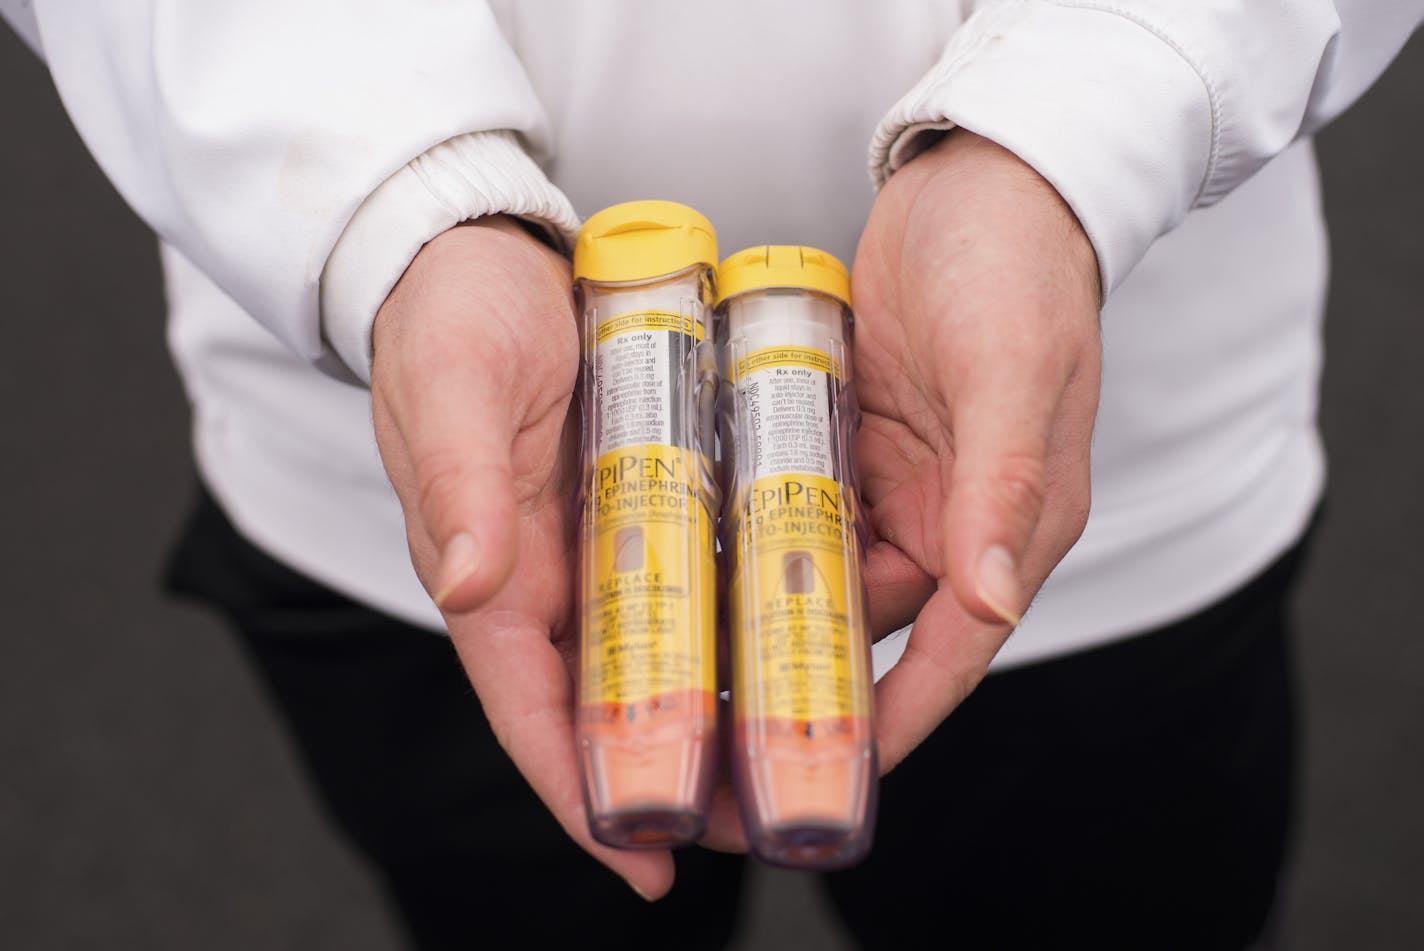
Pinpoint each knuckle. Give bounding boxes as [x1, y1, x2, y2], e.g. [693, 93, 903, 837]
[414, 449, 469, 528]
[901, 640, 979, 709]
[1053, 455, 1094, 547]
[983, 451, 1048, 524]
[1065, 485, 1091, 541]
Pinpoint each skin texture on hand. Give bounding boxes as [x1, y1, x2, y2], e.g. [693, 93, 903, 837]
[852, 130, 1103, 772]
[369, 217, 676, 900]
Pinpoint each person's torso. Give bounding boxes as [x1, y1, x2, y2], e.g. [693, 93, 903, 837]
[167, 3, 1328, 668]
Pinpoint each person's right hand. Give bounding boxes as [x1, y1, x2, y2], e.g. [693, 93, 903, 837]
[369, 216, 676, 900]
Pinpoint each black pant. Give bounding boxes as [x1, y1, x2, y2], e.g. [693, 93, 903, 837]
[167, 490, 1307, 951]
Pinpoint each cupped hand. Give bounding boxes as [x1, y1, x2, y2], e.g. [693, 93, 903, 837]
[852, 130, 1104, 771]
[370, 217, 674, 900]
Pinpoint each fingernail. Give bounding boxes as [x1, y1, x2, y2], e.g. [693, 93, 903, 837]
[629, 882, 654, 902]
[434, 532, 479, 608]
[975, 545, 1023, 627]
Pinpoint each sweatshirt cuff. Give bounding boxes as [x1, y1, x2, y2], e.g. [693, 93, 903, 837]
[869, 0, 1215, 296]
[320, 129, 581, 384]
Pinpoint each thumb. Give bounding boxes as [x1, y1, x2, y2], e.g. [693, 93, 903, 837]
[370, 220, 579, 617]
[940, 362, 1058, 628]
[381, 342, 526, 615]
[421, 448, 521, 615]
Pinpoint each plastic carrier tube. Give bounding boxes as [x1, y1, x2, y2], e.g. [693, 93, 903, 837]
[716, 245, 878, 870]
[572, 202, 720, 848]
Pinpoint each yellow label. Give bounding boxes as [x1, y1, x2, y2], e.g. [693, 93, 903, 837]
[733, 344, 841, 381]
[730, 472, 866, 721]
[583, 443, 716, 705]
[596, 309, 704, 345]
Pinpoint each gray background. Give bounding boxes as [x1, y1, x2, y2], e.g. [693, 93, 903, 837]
[2, 25, 1421, 951]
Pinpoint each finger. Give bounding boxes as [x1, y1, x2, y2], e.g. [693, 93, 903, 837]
[698, 784, 749, 853]
[371, 221, 576, 615]
[871, 585, 1007, 773]
[388, 337, 526, 614]
[874, 444, 1095, 773]
[864, 539, 935, 637]
[449, 611, 677, 900]
[939, 349, 1065, 627]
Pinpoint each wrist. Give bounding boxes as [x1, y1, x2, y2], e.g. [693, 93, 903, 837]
[905, 131, 1102, 306]
[322, 130, 581, 385]
[371, 217, 571, 369]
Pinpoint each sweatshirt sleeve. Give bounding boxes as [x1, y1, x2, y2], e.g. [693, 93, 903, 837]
[870, 0, 1424, 296]
[25, 1, 578, 382]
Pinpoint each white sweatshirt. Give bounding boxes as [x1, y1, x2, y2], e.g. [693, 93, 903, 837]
[5, 1, 1421, 670]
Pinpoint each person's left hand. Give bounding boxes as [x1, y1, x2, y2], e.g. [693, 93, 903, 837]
[850, 130, 1103, 772]
[702, 132, 1101, 853]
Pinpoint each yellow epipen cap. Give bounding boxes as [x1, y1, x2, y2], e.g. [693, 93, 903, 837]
[573, 200, 718, 283]
[716, 245, 851, 307]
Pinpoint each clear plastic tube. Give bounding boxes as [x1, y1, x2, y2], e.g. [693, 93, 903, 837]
[717, 254, 878, 869]
[574, 226, 720, 849]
